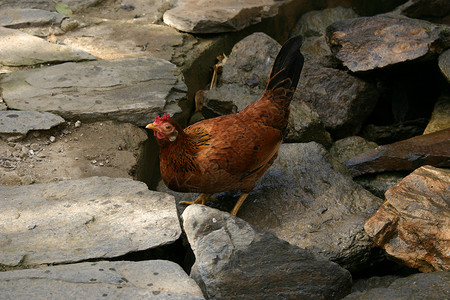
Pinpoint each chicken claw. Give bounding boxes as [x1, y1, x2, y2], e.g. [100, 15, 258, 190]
[180, 193, 215, 205]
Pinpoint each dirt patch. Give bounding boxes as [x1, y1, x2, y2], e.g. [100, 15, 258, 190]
[0, 120, 148, 186]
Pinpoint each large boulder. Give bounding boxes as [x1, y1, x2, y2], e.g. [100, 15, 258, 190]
[183, 204, 352, 299]
[0, 177, 181, 267]
[364, 165, 450, 272]
[0, 260, 204, 299]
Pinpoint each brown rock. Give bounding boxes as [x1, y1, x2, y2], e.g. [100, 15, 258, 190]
[364, 165, 450, 272]
[326, 14, 450, 72]
[344, 128, 450, 177]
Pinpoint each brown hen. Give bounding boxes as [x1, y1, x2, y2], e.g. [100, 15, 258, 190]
[146, 36, 304, 216]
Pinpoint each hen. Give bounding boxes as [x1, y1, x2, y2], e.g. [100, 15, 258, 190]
[146, 36, 304, 216]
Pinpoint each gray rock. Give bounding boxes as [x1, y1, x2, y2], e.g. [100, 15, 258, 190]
[163, 0, 285, 33]
[202, 33, 331, 145]
[1, 56, 187, 126]
[183, 205, 352, 300]
[293, 7, 358, 38]
[289, 8, 378, 138]
[354, 172, 405, 200]
[326, 14, 450, 72]
[343, 271, 450, 300]
[0, 0, 103, 13]
[438, 49, 450, 83]
[330, 136, 378, 164]
[0, 8, 66, 28]
[60, 22, 184, 62]
[0, 110, 64, 140]
[0, 27, 96, 66]
[0, 177, 181, 267]
[0, 260, 204, 300]
[236, 143, 383, 271]
[296, 56, 379, 138]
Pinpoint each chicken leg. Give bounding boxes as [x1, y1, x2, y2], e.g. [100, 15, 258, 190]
[230, 193, 249, 216]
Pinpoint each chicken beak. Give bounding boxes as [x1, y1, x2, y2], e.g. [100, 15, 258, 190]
[145, 122, 160, 132]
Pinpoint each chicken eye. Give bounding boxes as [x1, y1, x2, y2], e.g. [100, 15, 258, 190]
[165, 125, 171, 130]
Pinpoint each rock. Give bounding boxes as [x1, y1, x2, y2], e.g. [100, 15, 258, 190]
[81, 0, 176, 24]
[354, 172, 406, 200]
[202, 33, 331, 146]
[1, 56, 187, 126]
[163, 0, 285, 34]
[0, 110, 65, 140]
[60, 22, 184, 61]
[343, 271, 450, 299]
[296, 56, 379, 138]
[351, 275, 405, 293]
[183, 205, 352, 299]
[330, 136, 378, 164]
[238, 143, 383, 271]
[284, 101, 332, 146]
[326, 14, 450, 72]
[0, 27, 96, 66]
[293, 7, 358, 38]
[424, 93, 450, 134]
[288, 7, 379, 138]
[364, 165, 450, 272]
[0, 177, 181, 267]
[291, 7, 358, 57]
[0, 260, 204, 299]
[395, 0, 450, 24]
[0, 0, 103, 13]
[344, 128, 450, 177]
[0, 121, 148, 186]
[0, 8, 66, 28]
[361, 118, 429, 145]
[439, 49, 450, 82]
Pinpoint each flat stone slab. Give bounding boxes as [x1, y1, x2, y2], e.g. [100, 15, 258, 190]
[0, 27, 96, 66]
[0, 177, 181, 267]
[1, 57, 187, 126]
[61, 22, 184, 61]
[0, 0, 101, 13]
[326, 14, 450, 72]
[163, 0, 285, 33]
[0, 8, 66, 28]
[344, 128, 450, 176]
[0, 260, 204, 299]
[0, 110, 64, 139]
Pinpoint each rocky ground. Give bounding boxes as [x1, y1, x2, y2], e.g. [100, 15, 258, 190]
[1, 0, 449, 299]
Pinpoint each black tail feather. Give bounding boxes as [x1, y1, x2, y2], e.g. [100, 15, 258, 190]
[266, 36, 304, 94]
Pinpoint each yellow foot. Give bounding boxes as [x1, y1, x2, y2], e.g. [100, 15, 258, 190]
[230, 193, 249, 216]
[180, 193, 214, 206]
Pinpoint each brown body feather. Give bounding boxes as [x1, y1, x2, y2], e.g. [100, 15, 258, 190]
[154, 36, 304, 201]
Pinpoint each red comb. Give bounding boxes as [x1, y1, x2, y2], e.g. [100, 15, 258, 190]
[154, 113, 170, 124]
